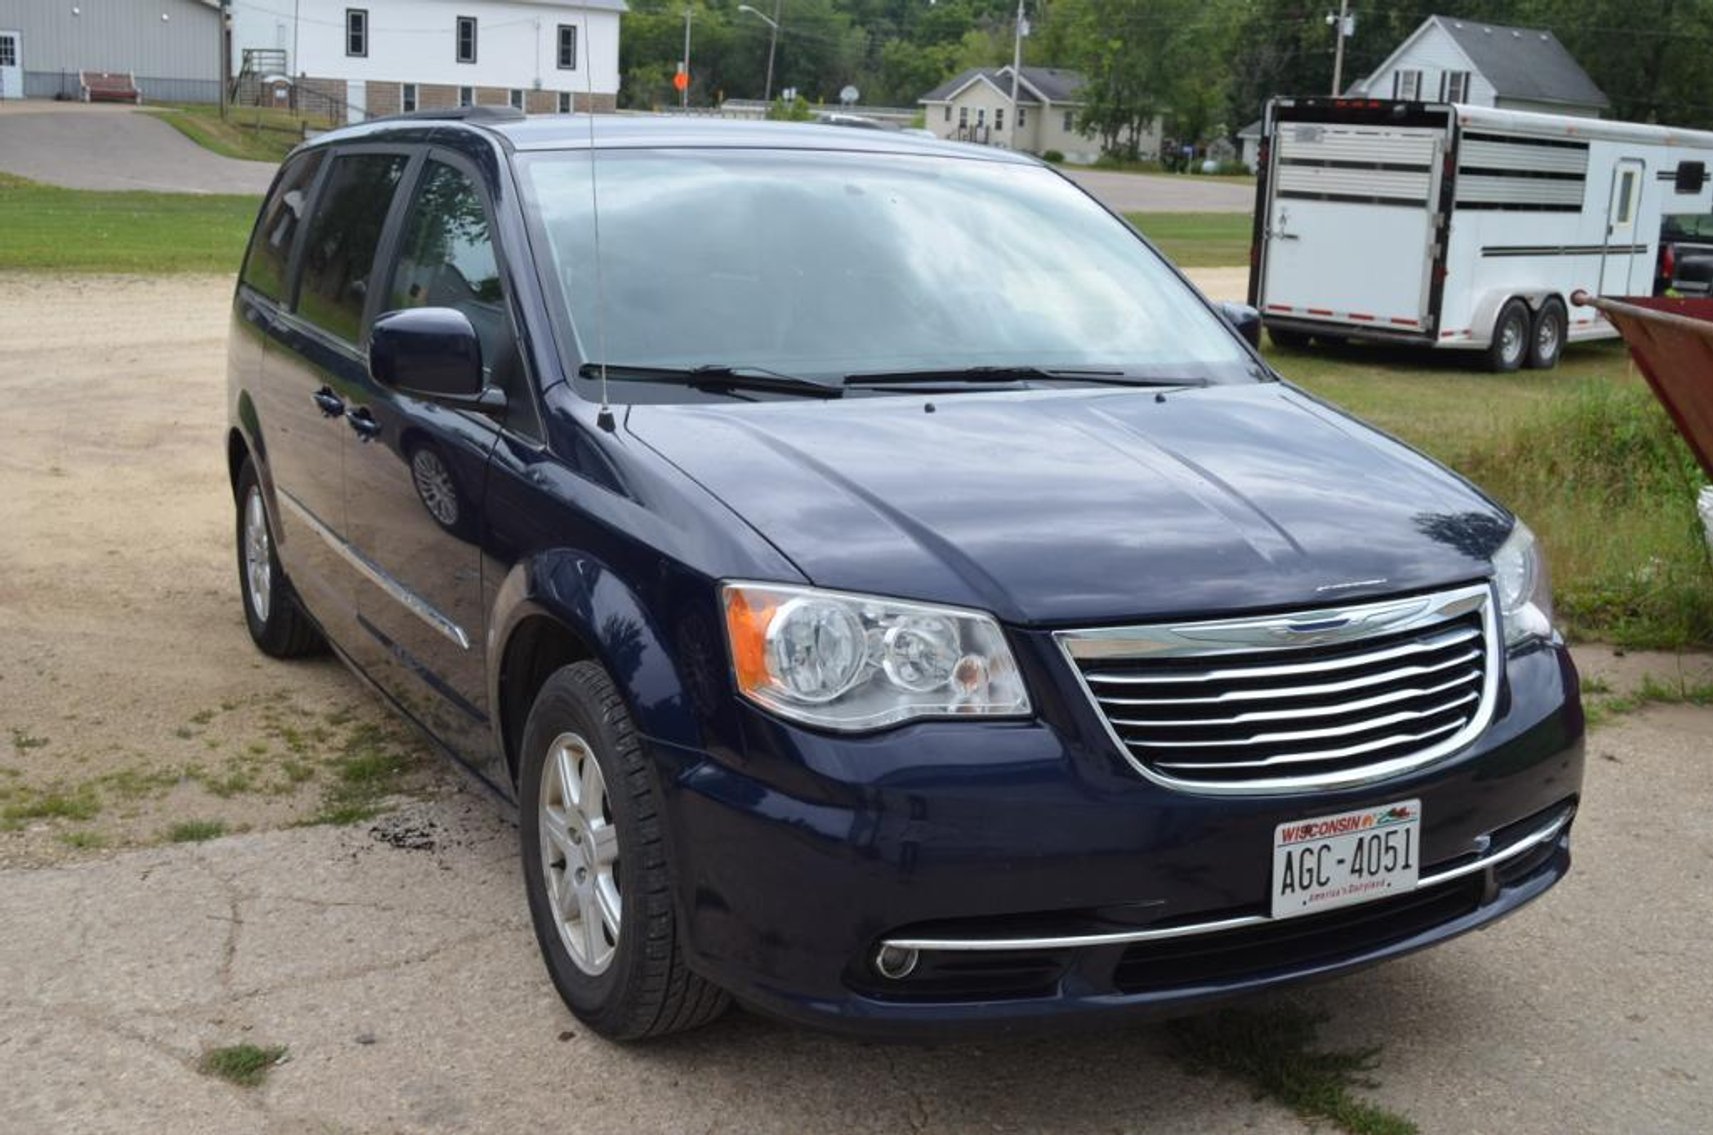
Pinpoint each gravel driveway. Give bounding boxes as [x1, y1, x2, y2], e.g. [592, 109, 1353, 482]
[1, 273, 1708, 1134]
[0, 102, 275, 194]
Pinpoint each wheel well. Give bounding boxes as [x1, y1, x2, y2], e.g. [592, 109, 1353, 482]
[227, 429, 250, 500]
[498, 615, 596, 787]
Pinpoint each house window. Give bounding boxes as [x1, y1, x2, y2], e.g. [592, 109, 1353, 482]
[557, 91, 571, 113]
[458, 85, 473, 108]
[976, 108, 986, 127]
[456, 16, 477, 63]
[1018, 106, 1027, 127]
[1063, 110, 1073, 131]
[958, 106, 968, 127]
[943, 105, 950, 122]
[995, 107, 1005, 132]
[509, 88, 524, 110]
[1444, 70, 1470, 103]
[345, 9, 367, 57]
[1394, 69, 1422, 100]
[401, 82, 417, 113]
[557, 24, 577, 70]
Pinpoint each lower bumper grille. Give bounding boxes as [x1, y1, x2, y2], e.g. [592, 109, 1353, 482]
[1057, 583, 1499, 791]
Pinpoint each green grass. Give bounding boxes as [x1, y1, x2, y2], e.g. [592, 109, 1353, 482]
[198, 1043, 286, 1087]
[59, 830, 108, 851]
[2, 789, 101, 826]
[1171, 1005, 1417, 1135]
[306, 723, 419, 826]
[144, 103, 309, 164]
[1585, 672, 1713, 729]
[167, 819, 228, 843]
[10, 727, 48, 753]
[1270, 341, 1713, 649]
[0, 172, 259, 273]
[1126, 211, 1252, 268]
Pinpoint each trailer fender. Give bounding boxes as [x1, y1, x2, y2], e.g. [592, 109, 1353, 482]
[1466, 289, 1563, 348]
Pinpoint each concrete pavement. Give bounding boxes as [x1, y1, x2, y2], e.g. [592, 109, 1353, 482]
[1, 697, 1708, 1134]
[0, 102, 275, 195]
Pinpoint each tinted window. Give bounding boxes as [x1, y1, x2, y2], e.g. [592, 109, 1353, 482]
[241, 150, 325, 302]
[387, 160, 538, 436]
[296, 152, 409, 342]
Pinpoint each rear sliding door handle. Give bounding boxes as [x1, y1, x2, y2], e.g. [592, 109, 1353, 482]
[311, 387, 345, 417]
[345, 407, 382, 441]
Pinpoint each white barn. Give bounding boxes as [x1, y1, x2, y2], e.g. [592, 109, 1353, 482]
[227, 0, 624, 118]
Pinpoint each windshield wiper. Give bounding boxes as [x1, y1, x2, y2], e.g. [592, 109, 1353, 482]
[578, 362, 844, 399]
[844, 366, 1207, 389]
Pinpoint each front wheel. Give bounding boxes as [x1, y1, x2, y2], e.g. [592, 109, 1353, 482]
[1527, 299, 1567, 370]
[519, 661, 729, 1040]
[1484, 298, 1531, 373]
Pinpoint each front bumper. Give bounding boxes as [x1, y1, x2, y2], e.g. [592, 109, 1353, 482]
[653, 640, 1583, 1038]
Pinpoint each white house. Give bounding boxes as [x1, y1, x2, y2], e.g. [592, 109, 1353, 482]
[228, 0, 624, 120]
[918, 65, 1159, 164]
[1347, 15, 1607, 117]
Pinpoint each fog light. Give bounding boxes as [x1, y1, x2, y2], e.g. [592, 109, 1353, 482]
[873, 944, 919, 980]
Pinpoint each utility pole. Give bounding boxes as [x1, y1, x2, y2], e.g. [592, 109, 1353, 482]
[1008, 0, 1024, 149]
[1329, 0, 1351, 96]
[218, 0, 230, 120]
[681, 7, 692, 108]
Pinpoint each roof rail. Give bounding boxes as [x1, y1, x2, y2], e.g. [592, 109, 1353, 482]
[377, 106, 527, 124]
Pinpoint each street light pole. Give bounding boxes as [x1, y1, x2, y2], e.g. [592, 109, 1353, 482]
[681, 6, 692, 109]
[1008, 0, 1024, 149]
[1329, 0, 1351, 96]
[737, 3, 781, 104]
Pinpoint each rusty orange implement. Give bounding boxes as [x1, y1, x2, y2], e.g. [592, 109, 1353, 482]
[1571, 291, 1713, 480]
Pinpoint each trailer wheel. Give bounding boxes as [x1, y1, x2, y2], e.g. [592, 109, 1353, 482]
[1269, 327, 1312, 350]
[1527, 299, 1567, 370]
[1485, 299, 1531, 372]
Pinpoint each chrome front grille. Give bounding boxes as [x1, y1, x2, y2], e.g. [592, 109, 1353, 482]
[1057, 584, 1499, 793]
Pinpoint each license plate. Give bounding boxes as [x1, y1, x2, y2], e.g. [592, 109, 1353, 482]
[1271, 800, 1421, 919]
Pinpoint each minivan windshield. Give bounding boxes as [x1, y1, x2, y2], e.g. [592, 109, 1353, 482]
[518, 148, 1261, 395]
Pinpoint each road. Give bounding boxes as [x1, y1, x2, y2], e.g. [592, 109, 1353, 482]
[0, 102, 275, 194]
[0, 273, 1708, 1134]
[1061, 167, 1255, 213]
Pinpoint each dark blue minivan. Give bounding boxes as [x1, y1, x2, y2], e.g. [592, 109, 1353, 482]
[226, 109, 1584, 1040]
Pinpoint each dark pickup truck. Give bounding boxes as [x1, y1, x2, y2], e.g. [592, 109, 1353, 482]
[1657, 213, 1713, 296]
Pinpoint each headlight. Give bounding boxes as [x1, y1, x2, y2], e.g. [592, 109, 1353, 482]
[1493, 522, 1554, 645]
[722, 583, 1031, 730]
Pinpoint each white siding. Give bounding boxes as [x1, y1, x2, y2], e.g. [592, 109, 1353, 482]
[229, 0, 621, 97]
[1365, 22, 1494, 106]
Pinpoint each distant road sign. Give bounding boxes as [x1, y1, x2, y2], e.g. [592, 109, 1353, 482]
[839, 85, 859, 106]
[673, 70, 689, 92]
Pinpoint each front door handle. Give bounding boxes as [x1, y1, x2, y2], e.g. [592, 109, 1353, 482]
[345, 407, 382, 441]
[312, 387, 345, 417]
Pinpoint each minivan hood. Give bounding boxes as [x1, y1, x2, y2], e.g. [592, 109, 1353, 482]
[627, 384, 1508, 626]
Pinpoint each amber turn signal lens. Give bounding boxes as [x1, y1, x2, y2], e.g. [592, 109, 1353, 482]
[725, 588, 778, 694]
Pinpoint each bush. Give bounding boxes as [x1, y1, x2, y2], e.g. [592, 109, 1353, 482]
[767, 95, 813, 122]
[1042, 149, 1065, 163]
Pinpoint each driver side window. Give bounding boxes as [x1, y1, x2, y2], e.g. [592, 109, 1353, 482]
[387, 160, 541, 438]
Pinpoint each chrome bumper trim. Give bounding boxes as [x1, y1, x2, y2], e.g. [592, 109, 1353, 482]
[881, 805, 1572, 954]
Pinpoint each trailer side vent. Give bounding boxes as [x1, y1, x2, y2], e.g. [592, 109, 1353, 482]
[1675, 161, 1706, 195]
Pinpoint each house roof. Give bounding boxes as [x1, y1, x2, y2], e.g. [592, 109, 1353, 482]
[1358, 15, 1607, 109]
[920, 66, 1085, 106]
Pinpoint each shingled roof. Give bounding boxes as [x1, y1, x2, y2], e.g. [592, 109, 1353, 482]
[920, 66, 1086, 106]
[1435, 18, 1607, 108]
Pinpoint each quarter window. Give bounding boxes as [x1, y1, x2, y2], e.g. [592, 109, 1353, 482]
[241, 150, 326, 302]
[295, 152, 410, 343]
[345, 9, 367, 57]
[401, 82, 417, 113]
[456, 16, 477, 63]
[557, 24, 577, 70]
[387, 161, 538, 437]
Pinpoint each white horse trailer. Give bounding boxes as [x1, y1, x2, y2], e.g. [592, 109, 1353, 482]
[1248, 98, 1713, 369]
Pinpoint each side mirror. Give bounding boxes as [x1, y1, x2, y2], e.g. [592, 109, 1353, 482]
[1218, 301, 1262, 349]
[370, 307, 500, 410]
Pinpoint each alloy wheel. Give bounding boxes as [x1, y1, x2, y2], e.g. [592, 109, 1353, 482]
[243, 486, 272, 623]
[538, 731, 622, 975]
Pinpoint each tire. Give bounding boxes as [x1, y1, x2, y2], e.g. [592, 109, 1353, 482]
[1268, 326, 1312, 350]
[519, 661, 730, 1040]
[1484, 298, 1531, 373]
[1527, 298, 1567, 370]
[235, 458, 325, 658]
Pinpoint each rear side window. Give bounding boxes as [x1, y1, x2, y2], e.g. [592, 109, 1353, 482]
[296, 152, 410, 343]
[241, 150, 325, 302]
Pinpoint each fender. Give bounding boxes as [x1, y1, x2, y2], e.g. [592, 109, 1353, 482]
[486, 551, 711, 772]
[1467, 288, 1564, 349]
